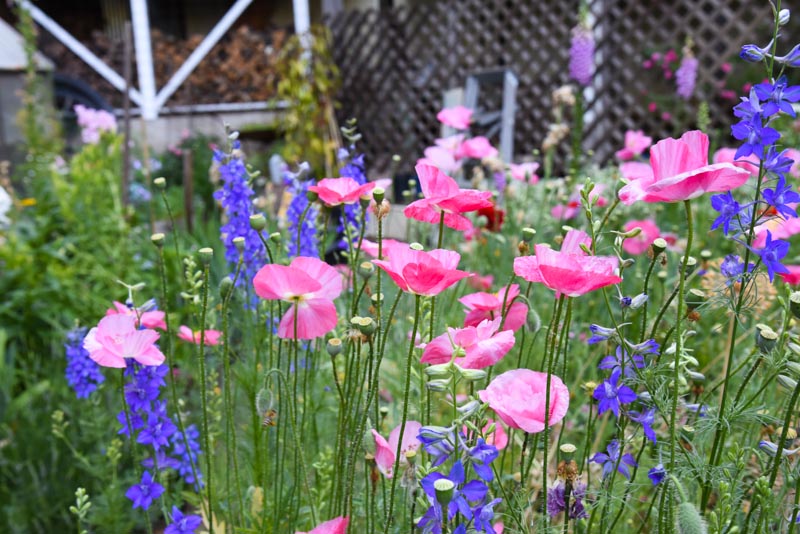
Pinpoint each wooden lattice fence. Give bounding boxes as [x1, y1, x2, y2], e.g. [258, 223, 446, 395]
[327, 0, 786, 173]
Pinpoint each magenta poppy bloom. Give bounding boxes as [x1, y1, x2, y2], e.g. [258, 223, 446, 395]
[618, 130, 751, 205]
[295, 517, 349, 534]
[421, 317, 515, 369]
[780, 265, 800, 285]
[106, 301, 166, 330]
[403, 164, 493, 231]
[514, 229, 622, 298]
[84, 315, 165, 368]
[436, 105, 473, 130]
[373, 243, 471, 296]
[615, 130, 652, 160]
[253, 257, 343, 340]
[712, 147, 760, 177]
[459, 284, 528, 332]
[308, 177, 375, 207]
[372, 420, 422, 478]
[456, 136, 499, 159]
[478, 369, 569, 433]
[359, 238, 404, 260]
[177, 325, 222, 346]
[509, 162, 540, 184]
[622, 219, 661, 255]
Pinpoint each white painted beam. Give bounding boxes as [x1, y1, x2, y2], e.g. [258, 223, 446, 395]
[19, 0, 142, 105]
[129, 0, 157, 119]
[153, 0, 253, 112]
[293, 0, 310, 35]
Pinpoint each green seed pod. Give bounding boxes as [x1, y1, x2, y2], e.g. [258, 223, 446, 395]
[686, 289, 706, 311]
[433, 478, 455, 507]
[755, 324, 778, 354]
[233, 236, 246, 253]
[410, 242, 424, 251]
[790, 292, 800, 320]
[327, 338, 343, 357]
[219, 277, 234, 298]
[358, 261, 375, 279]
[151, 233, 165, 247]
[198, 247, 214, 265]
[651, 238, 667, 255]
[249, 213, 267, 231]
[680, 256, 698, 276]
[153, 177, 167, 190]
[522, 227, 536, 242]
[373, 187, 385, 204]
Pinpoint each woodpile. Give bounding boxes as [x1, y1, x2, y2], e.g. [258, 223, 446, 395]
[39, 25, 287, 108]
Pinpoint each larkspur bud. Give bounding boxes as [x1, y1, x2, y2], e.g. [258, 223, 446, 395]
[153, 177, 166, 189]
[687, 370, 706, 382]
[249, 214, 267, 231]
[740, 43, 768, 63]
[778, 374, 798, 390]
[233, 237, 246, 253]
[785, 361, 800, 377]
[629, 293, 649, 310]
[621, 258, 635, 269]
[457, 400, 480, 417]
[425, 363, 452, 378]
[779, 8, 790, 26]
[198, 247, 213, 265]
[459, 368, 488, 382]
[151, 233, 165, 247]
[358, 262, 375, 279]
[790, 291, 800, 319]
[622, 226, 642, 239]
[427, 378, 451, 392]
[219, 277, 233, 298]
[373, 187, 385, 204]
[327, 338, 343, 356]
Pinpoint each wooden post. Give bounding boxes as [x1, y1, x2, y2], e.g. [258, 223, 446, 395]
[121, 21, 132, 209]
[183, 149, 194, 234]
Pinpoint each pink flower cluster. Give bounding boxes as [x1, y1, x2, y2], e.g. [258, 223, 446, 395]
[74, 104, 117, 144]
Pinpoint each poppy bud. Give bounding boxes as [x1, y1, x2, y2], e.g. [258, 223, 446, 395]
[219, 277, 233, 298]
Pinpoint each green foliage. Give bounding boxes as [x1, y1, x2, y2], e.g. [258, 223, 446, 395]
[275, 26, 341, 176]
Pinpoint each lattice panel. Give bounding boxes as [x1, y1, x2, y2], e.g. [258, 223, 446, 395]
[327, 0, 788, 174]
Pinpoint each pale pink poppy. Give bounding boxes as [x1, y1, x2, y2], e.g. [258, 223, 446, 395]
[177, 325, 222, 346]
[460, 284, 528, 332]
[295, 517, 349, 534]
[373, 242, 471, 296]
[513, 229, 622, 297]
[417, 147, 461, 175]
[253, 257, 343, 340]
[467, 273, 494, 291]
[712, 147, 760, 177]
[618, 130, 750, 205]
[106, 301, 166, 330]
[509, 162, 540, 184]
[622, 219, 661, 255]
[551, 184, 608, 221]
[403, 164, 493, 231]
[754, 216, 800, 248]
[83, 315, 165, 368]
[420, 317, 515, 369]
[478, 369, 569, 434]
[437, 105, 473, 130]
[456, 136, 499, 159]
[463, 418, 509, 450]
[786, 148, 800, 178]
[781, 266, 800, 285]
[360, 238, 404, 259]
[308, 177, 376, 207]
[371, 420, 422, 478]
[615, 130, 652, 160]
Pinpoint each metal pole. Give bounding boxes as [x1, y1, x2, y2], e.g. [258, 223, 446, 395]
[122, 22, 132, 209]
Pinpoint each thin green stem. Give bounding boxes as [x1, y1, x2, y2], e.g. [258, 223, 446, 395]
[197, 263, 214, 534]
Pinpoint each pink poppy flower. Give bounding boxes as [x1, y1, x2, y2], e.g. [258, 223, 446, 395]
[463, 418, 509, 450]
[615, 130, 652, 160]
[106, 301, 166, 330]
[754, 216, 800, 248]
[467, 273, 494, 291]
[456, 136, 499, 159]
[420, 317, 515, 369]
[417, 146, 461, 175]
[509, 162, 540, 184]
[781, 266, 800, 285]
[551, 184, 608, 221]
[622, 219, 660, 255]
[295, 517, 349, 534]
[373, 243, 471, 296]
[513, 229, 621, 297]
[403, 164, 493, 231]
[83, 315, 165, 368]
[478, 369, 570, 434]
[712, 147, 760, 177]
[308, 177, 376, 207]
[177, 325, 222, 346]
[253, 257, 343, 340]
[360, 238, 404, 259]
[437, 105, 473, 130]
[371, 420, 422, 478]
[785, 148, 800, 178]
[460, 284, 528, 332]
[618, 130, 751, 205]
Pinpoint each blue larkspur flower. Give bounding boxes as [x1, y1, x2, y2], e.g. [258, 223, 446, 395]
[731, 114, 781, 159]
[593, 368, 637, 417]
[125, 470, 164, 509]
[284, 166, 319, 259]
[165, 506, 203, 534]
[64, 327, 104, 399]
[710, 192, 742, 235]
[648, 464, 666, 485]
[590, 440, 637, 479]
[629, 406, 658, 443]
[754, 76, 800, 118]
[763, 176, 800, 219]
[758, 230, 790, 282]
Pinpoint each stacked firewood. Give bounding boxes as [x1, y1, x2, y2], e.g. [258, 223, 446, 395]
[39, 25, 287, 108]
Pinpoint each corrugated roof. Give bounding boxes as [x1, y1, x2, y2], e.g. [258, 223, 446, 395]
[0, 17, 53, 71]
